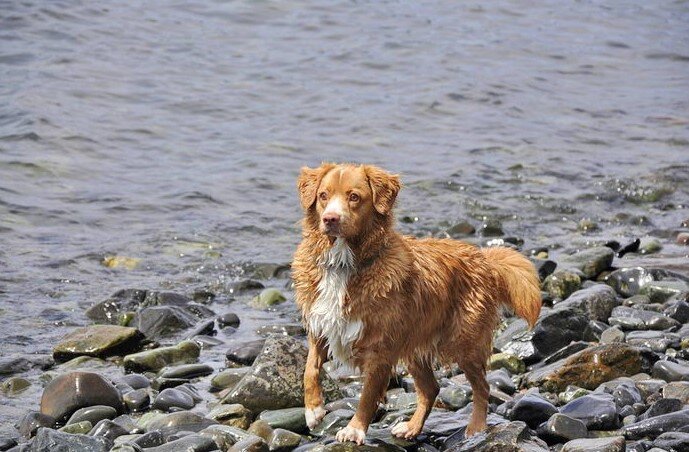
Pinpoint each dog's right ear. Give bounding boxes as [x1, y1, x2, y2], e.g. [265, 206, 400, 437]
[297, 163, 335, 210]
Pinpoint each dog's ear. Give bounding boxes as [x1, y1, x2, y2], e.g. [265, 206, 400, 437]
[297, 163, 336, 210]
[365, 165, 401, 215]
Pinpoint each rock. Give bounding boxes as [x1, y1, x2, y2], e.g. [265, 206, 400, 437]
[18, 411, 55, 438]
[556, 285, 620, 321]
[208, 404, 253, 429]
[226, 339, 266, 366]
[40, 372, 123, 423]
[678, 232, 689, 245]
[654, 432, 689, 451]
[642, 281, 689, 303]
[123, 340, 200, 373]
[530, 258, 557, 280]
[251, 288, 286, 309]
[221, 335, 341, 412]
[438, 385, 472, 410]
[59, 420, 92, 434]
[310, 409, 354, 436]
[623, 409, 689, 439]
[625, 331, 680, 352]
[479, 218, 504, 237]
[663, 381, 689, 403]
[640, 238, 662, 255]
[0, 376, 30, 394]
[640, 398, 683, 420]
[608, 306, 680, 331]
[489, 353, 525, 374]
[577, 218, 598, 232]
[543, 270, 582, 300]
[558, 386, 591, 405]
[665, 300, 689, 323]
[143, 435, 218, 452]
[123, 388, 150, 412]
[159, 363, 213, 380]
[601, 326, 625, 344]
[542, 341, 591, 365]
[66, 405, 117, 426]
[652, 360, 689, 382]
[52, 325, 146, 363]
[258, 408, 307, 433]
[144, 411, 218, 433]
[445, 420, 548, 451]
[537, 413, 587, 444]
[120, 374, 150, 389]
[30, 427, 111, 452]
[267, 428, 302, 451]
[494, 319, 539, 361]
[198, 424, 253, 450]
[560, 246, 614, 279]
[508, 394, 558, 428]
[560, 393, 619, 429]
[635, 379, 667, 401]
[185, 319, 216, 338]
[447, 221, 476, 237]
[0, 437, 17, 451]
[88, 419, 129, 442]
[561, 436, 625, 452]
[525, 344, 649, 393]
[135, 306, 197, 339]
[255, 324, 305, 337]
[624, 294, 652, 307]
[487, 369, 515, 395]
[84, 289, 147, 324]
[211, 367, 251, 391]
[152, 388, 196, 411]
[218, 313, 241, 329]
[604, 267, 689, 298]
[532, 307, 589, 357]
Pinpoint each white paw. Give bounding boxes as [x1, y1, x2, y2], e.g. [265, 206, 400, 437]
[335, 425, 366, 445]
[391, 421, 409, 437]
[305, 405, 326, 429]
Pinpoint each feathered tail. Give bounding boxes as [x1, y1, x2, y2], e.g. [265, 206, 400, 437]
[482, 247, 542, 328]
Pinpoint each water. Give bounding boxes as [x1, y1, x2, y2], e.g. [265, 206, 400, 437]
[1, 0, 688, 427]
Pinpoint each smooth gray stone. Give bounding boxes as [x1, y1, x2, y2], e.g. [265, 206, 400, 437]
[537, 413, 587, 444]
[123, 388, 150, 412]
[652, 360, 689, 382]
[159, 363, 213, 380]
[30, 427, 111, 452]
[561, 436, 625, 452]
[560, 393, 619, 430]
[143, 435, 217, 452]
[623, 409, 689, 439]
[88, 419, 129, 442]
[66, 405, 117, 426]
[508, 394, 558, 428]
[257, 407, 307, 433]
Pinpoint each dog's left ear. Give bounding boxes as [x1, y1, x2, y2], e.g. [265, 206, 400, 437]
[365, 165, 401, 215]
[297, 163, 336, 210]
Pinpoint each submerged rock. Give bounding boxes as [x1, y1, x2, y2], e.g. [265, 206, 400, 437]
[53, 325, 145, 362]
[222, 335, 340, 413]
[251, 288, 287, 309]
[40, 372, 123, 423]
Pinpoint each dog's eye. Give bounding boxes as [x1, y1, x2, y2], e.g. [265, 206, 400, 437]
[349, 193, 360, 202]
[318, 192, 328, 201]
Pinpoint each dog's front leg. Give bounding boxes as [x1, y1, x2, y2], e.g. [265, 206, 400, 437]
[335, 360, 391, 445]
[304, 335, 328, 429]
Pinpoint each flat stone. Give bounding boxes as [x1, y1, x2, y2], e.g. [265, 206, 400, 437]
[211, 367, 251, 391]
[623, 408, 689, 439]
[159, 363, 214, 380]
[143, 434, 218, 452]
[310, 409, 355, 436]
[626, 331, 680, 352]
[445, 420, 549, 451]
[59, 420, 92, 434]
[40, 372, 123, 423]
[560, 246, 614, 279]
[226, 339, 266, 366]
[641, 280, 689, 303]
[653, 432, 689, 452]
[663, 381, 689, 403]
[640, 398, 683, 420]
[561, 436, 625, 452]
[30, 427, 111, 452]
[152, 387, 196, 411]
[258, 407, 307, 433]
[537, 413, 587, 444]
[559, 393, 619, 430]
[608, 306, 680, 331]
[66, 405, 117, 426]
[556, 284, 619, 321]
[207, 403, 253, 429]
[53, 325, 145, 362]
[143, 411, 218, 433]
[508, 394, 558, 428]
[123, 340, 200, 373]
[652, 360, 689, 382]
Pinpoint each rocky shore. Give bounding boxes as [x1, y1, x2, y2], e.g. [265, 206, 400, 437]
[2, 234, 689, 451]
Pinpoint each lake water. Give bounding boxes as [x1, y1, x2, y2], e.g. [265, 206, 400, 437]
[1, 0, 688, 427]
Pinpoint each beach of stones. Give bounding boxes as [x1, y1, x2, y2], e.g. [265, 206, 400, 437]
[2, 233, 689, 452]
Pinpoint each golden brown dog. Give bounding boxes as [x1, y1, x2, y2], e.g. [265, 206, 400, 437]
[292, 163, 541, 444]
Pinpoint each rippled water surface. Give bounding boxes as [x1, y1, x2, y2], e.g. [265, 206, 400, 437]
[1, 0, 688, 426]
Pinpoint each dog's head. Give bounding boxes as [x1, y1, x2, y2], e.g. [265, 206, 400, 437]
[297, 163, 401, 240]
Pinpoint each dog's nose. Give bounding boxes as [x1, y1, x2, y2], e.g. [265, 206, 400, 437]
[322, 213, 341, 226]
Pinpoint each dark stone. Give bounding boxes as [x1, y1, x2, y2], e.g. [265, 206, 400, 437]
[135, 306, 197, 340]
[226, 339, 266, 366]
[640, 398, 683, 421]
[52, 325, 146, 362]
[120, 374, 150, 390]
[532, 307, 589, 357]
[625, 331, 680, 352]
[159, 363, 213, 380]
[444, 420, 549, 451]
[218, 313, 240, 329]
[583, 320, 607, 342]
[508, 394, 558, 428]
[487, 368, 515, 395]
[542, 341, 591, 365]
[447, 221, 476, 237]
[652, 360, 689, 382]
[623, 409, 689, 439]
[608, 306, 680, 331]
[40, 372, 123, 423]
[665, 300, 689, 323]
[88, 419, 129, 442]
[603, 267, 688, 298]
[85, 289, 147, 324]
[0, 355, 53, 377]
[185, 319, 216, 338]
[556, 285, 619, 322]
[123, 388, 150, 412]
[18, 412, 54, 439]
[145, 412, 218, 433]
[152, 388, 196, 411]
[142, 435, 217, 452]
[537, 413, 587, 444]
[494, 319, 539, 362]
[559, 246, 614, 279]
[653, 432, 689, 452]
[30, 427, 111, 452]
[530, 258, 557, 280]
[131, 431, 164, 448]
[66, 405, 117, 426]
[560, 393, 619, 430]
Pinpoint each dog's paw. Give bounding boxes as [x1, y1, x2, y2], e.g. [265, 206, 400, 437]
[391, 421, 422, 440]
[335, 425, 366, 445]
[465, 421, 487, 437]
[305, 405, 326, 429]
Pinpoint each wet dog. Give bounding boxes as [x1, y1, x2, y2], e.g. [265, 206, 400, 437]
[292, 163, 541, 444]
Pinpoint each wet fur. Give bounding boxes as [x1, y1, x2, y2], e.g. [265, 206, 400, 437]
[292, 163, 541, 443]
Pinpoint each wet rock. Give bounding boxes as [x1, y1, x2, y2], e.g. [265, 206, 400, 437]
[18, 411, 55, 438]
[447, 221, 476, 237]
[227, 339, 266, 366]
[143, 411, 218, 433]
[52, 325, 146, 362]
[66, 405, 117, 426]
[251, 288, 286, 309]
[0, 355, 53, 377]
[185, 319, 216, 338]
[641, 280, 689, 303]
[556, 284, 619, 321]
[537, 413, 587, 444]
[558, 386, 591, 405]
[89, 419, 129, 442]
[625, 331, 680, 352]
[653, 432, 689, 451]
[438, 385, 472, 410]
[135, 306, 197, 339]
[445, 420, 548, 451]
[652, 360, 689, 382]
[221, 335, 340, 412]
[603, 267, 682, 297]
[487, 369, 515, 395]
[59, 420, 92, 434]
[663, 381, 689, 403]
[624, 294, 652, 307]
[40, 372, 123, 423]
[494, 319, 539, 362]
[208, 404, 252, 429]
[542, 341, 591, 365]
[530, 258, 557, 280]
[123, 340, 200, 373]
[525, 344, 649, 393]
[489, 353, 525, 374]
[560, 246, 614, 279]
[219, 313, 241, 329]
[601, 326, 625, 344]
[151, 387, 196, 411]
[583, 320, 606, 341]
[30, 427, 111, 452]
[639, 238, 662, 255]
[665, 300, 689, 323]
[543, 270, 582, 300]
[479, 218, 504, 237]
[159, 363, 213, 380]
[623, 409, 689, 439]
[0, 376, 30, 394]
[508, 394, 557, 428]
[120, 374, 150, 390]
[258, 408, 307, 433]
[144, 434, 217, 452]
[560, 393, 619, 429]
[635, 379, 666, 401]
[561, 436, 625, 452]
[211, 367, 251, 392]
[267, 428, 302, 451]
[0, 436, 17, 451]
[640, 398, 683, 420]
[123, 388, 150, 412]
[532, 307, 589, 357]
[310, 409, 354, 436]
[85, 289, 147, 324]
[608, 306, 680, 331]
[605, 380, 642, 409]
[198, 424, 251, 450]
[256, 324, 305, 337]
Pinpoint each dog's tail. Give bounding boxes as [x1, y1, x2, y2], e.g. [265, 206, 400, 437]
[482, 247, 541, 328]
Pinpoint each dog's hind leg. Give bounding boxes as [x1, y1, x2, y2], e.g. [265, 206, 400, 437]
[304, 335, 329, 429]
[391, 357, 439, 440]
[461, 358, 489, 436]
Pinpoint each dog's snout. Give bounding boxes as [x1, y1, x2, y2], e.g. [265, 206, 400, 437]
[322, 213, 341, 226]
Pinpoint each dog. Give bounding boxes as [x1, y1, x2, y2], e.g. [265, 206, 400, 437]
[292, 163, 541, 444]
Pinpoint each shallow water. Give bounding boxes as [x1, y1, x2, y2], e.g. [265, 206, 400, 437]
[1, 0, 688, 428]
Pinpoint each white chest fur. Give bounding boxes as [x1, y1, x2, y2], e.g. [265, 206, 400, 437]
[308, 238, 363, 365]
